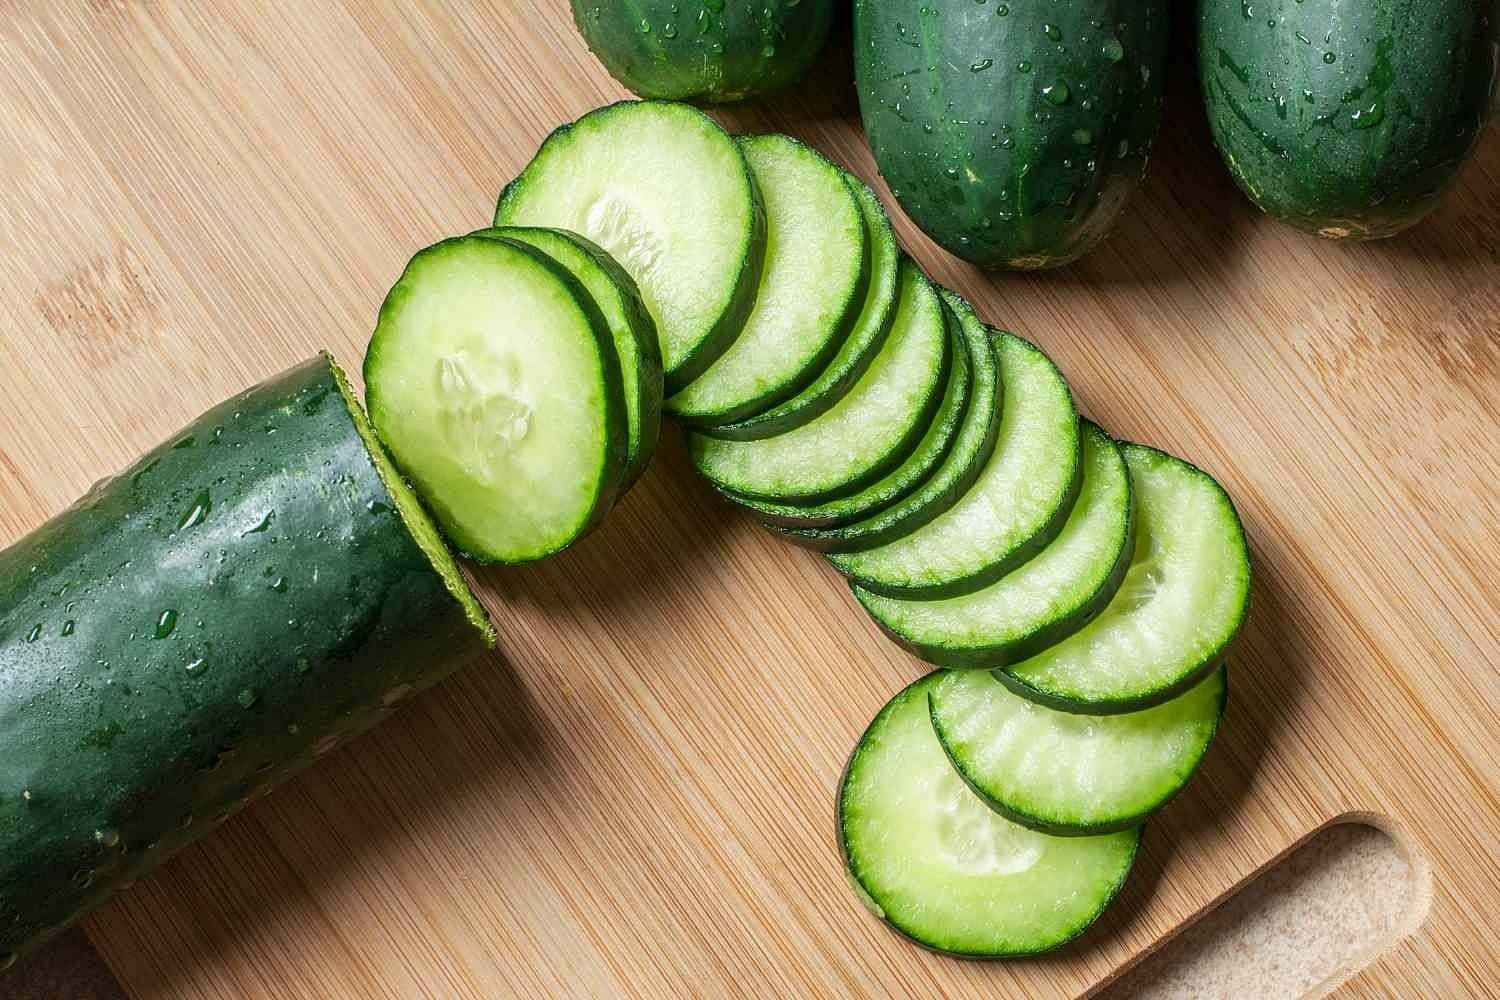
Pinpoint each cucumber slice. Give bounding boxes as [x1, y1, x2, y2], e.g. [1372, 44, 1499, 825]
[855, 422, 1133, 668]
[365, 235, 628, 563]
[702, 173, 901, 441]
[667, 135, 868, 425]
[494, 101, 764, 391]
[476, 226, 663, 490]
[930, 667, 1227, 836]
[687, 260, 952, 503]
[1000, 445, 1252, 713]
[829, 332, 1079, 599]
[728, 311, 972, 537]
[762, 290, 1005, 549]
[839, 673, 1138, 957]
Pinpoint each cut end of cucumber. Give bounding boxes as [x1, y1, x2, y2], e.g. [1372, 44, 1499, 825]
[327, 353, 496, 647]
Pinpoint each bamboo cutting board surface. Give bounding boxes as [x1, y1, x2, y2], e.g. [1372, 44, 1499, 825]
[1, 3, 1497, 997]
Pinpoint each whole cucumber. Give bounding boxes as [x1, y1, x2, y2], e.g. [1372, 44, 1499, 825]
[854, 0, 1170, 269]
[0, 355, 493, 969]
[1200, 0, 1498, 239]
[572, 0, 835, 103]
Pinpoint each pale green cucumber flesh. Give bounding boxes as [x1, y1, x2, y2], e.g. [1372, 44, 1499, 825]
[474, 225, 663, 490]
[999, 444, 1252, 713]
[365, 236, 626, 563]
[829, 332, 1079, 598]
[667, 135, 867, 424]
[856, 421, 1132, 668]
[930, 667, 1226, 835]
[687, 260, 950, 503]
[701, 173, 901, 441]
[771, 289, 1004, 548]
[731, 296, 971, 535]
[494, 100, 764, 390]
[839, 673, 1139, 957]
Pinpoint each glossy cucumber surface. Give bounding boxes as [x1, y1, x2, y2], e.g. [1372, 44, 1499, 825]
[0, 356, 493, 966]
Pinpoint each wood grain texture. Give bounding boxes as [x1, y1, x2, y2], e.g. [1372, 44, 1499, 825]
[1, 2, 1496, 996]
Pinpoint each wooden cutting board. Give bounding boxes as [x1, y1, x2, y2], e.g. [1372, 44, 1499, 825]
[1, 3, 1496, 997]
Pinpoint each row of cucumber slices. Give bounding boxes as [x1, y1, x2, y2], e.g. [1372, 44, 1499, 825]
[360, 100, 1252, 958]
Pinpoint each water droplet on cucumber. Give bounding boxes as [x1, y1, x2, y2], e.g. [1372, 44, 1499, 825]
[153, 609, 178, 639]
[177, 490, 212, 531]
[242, 510, 275, 535]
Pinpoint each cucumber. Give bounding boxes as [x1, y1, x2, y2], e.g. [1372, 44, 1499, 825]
[666, 135, 867, 425]
[571, 0, 835, 104]
[766, 290, 1004, 550]
[1200, 0, 1498, 239]
[0, 356, 493, 968]
[494, 101, 765, 390]
[475, 226, 663, 490]
[829, 332, 1079, 599]
[839, 673, 1139, 957]
[730, 317, 974, 539]
[1000, 444, 1252, 713]
[365, 235, 628, 563]
[687, 259, 953, 504]
[855, 422, 1132, 668]
[703, 174, 901, 442]
[930, 667, 1227, 836]
[854, 0, 1170, 269]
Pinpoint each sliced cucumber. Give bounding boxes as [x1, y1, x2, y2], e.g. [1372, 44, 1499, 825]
[839, 673, 1138, 957]
[856, 422, 1132, 668]
[1000, 445, 1252, 713]
[494, 101, 764, 391]
[365, 235, 627, 563]
[687, 260, 952, 503]
[476, 226, 663, 490]
[829, 332, 1079, 599]
[667, 135, 867, 425]
[730, 315, 971, 539]
[930, 667, 1227, 836]
[765, 290, 1004, 549]
[702, 173, 901, 441]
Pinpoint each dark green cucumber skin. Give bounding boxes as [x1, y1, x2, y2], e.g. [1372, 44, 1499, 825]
[1199, 0, 1497, 239]
[928, 667, 1228, 837]
[0, 358, 491, 967]
[572, 0, 835, 104]
[854, 0, 1169, 269]
[857, 420, 1134, 670]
